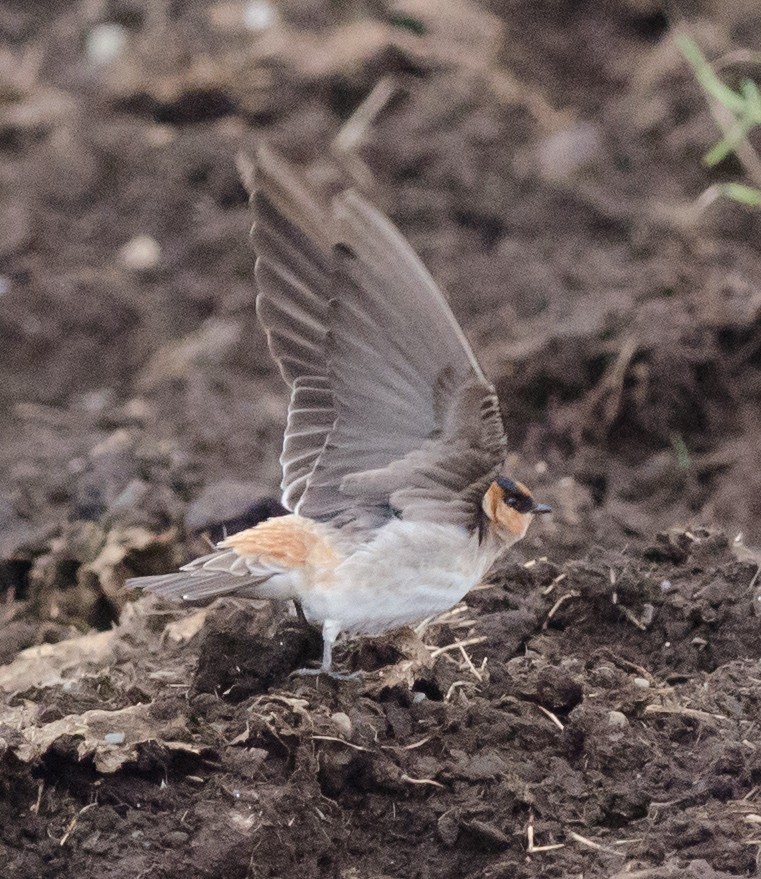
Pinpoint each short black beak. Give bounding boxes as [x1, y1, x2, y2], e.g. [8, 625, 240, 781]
[531, 503, 552, 515]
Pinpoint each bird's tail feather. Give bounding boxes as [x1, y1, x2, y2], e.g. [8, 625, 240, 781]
[126, 547, 294, 603]
[125, 571, 270, 602]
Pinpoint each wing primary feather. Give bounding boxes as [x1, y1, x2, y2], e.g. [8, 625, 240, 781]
[251, 148, 508, 527]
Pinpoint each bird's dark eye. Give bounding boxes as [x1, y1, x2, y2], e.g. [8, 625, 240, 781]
[505, 492, 534, 514]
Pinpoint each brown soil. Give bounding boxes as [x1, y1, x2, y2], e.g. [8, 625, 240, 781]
[2, 1, 761, 877]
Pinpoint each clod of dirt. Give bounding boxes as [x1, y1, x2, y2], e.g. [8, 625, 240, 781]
[192, 603, 321, 700]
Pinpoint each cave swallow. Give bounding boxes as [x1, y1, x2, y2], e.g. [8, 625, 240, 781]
[128, 150, 550, 676]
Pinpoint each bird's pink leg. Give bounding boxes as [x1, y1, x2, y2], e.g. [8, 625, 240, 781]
[291, 620, 361, 680]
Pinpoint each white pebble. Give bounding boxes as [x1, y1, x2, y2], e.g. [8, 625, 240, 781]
[244, 1, 278, 31]
[607, 710, 629, 728]
[104, 731, 126, 744]
[119, 234, 161, 271]
[633, 677, 650, 689]
[660, 579, 672, 592]
[330, 711, 352, 739]
[537, 122, 602, 179]
[86, 23, 128, 64]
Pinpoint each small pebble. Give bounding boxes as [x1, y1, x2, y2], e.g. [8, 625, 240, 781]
[104, 731, 125, 745]
[412, 692, 427, 703]
[119, 234, 161, 271]
[163, 831, 189, 847]
[86, 23, 128, 64]
[330, 711, 352, 738]
[77, 388, 115, 414]
[244, 1, 278, 31]
[537, 122, 603, 179]
[660, 579, 672, 592]
[607, 710, 629, 728]
[633, 677, 650, 689]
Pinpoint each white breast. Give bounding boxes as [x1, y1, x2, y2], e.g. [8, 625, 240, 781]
[299, 520, 503, 636]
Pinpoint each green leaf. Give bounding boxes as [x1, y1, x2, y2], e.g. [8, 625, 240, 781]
[719, 182, 761, 206]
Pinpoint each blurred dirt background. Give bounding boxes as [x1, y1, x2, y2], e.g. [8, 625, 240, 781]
[2, 0, 761, 877]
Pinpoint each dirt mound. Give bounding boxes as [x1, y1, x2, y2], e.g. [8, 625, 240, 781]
[2, 0, 761, 875]
[3, 530, 761, 878]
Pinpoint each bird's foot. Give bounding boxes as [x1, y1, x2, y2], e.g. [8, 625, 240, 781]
[290, 666, 363, 682]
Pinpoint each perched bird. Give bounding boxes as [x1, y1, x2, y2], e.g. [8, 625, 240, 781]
[128, 150, 550, 676]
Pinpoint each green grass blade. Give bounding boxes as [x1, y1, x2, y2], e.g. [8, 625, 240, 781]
[703, 120, 753, 165]
[719, 182, 761, 206]
[740, 78, 761, 121]
[677, 34, 747, 115]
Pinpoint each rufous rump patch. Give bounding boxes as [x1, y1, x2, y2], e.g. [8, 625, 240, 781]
[219, 515, 340, 569]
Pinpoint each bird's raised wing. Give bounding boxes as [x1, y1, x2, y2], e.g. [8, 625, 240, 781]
[253, 149, 507, 527]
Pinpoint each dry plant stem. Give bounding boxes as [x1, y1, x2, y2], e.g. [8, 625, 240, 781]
[30, 780, 44, 815]
[400, 774, 444, 789]
[714, 49, 761, 71]
[458, 643, 484, 682]
[619, 604, 648, 631]
[380, 736, 432, 751]
[428, 637, 487, 659]
[59, 803, 97, 846]
[567, 830, 627, 856]
[543, 591, 580, 629]
[445, 680, 479, 702]
[332, 76, 397, 192]
[311, 735, 370, 752]
[414, 604, 469, 636]
[526, 812, 565, 853]
[750, 564, 761, 591]
[542, 573, 567, 597]
[644, 704, 729, 723]
[332, 76, 396, 157]
[535, 704, 564, 731]
[584, 336, 639, 432]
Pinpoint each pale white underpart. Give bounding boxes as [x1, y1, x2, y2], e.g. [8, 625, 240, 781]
[297, 518, 524, 673]
[300, 520, 505, 636]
